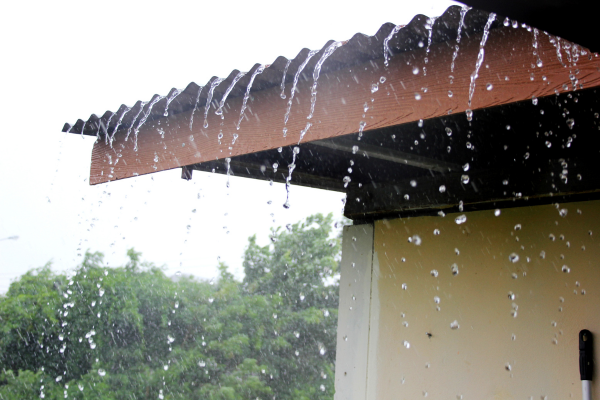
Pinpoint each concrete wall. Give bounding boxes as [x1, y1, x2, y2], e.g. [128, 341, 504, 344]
[335, 200, 600, 400]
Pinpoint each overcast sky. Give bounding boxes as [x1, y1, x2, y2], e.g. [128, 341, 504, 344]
[0, 0, 460, 293]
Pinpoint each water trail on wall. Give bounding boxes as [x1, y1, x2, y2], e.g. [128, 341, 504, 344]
[467, 12, 496, 107]
[280, 59, 292, 99]
[283, 146, 300, 209]
[383, 25, 405, 67]
[450, 5, 471, 73]
[282, 50, 319, 135]
[423, 17, 437, 76]
[164, 89, 183, 117]
[203, 78, 225, 128]
[215, 72, 246, 117]
[133, 96, 165, 151]
[237, 65, 265, 130]
[109, 107, 131, 147]
[307, 41, 343, 119]
[189, 86, 204, 131]
[126, 102, 147, 142]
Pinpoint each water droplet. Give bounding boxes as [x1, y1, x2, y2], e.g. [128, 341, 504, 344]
[450, 320, 460, 330]
[486, 83, 493, 90]
[411, 235, 422, 245]
[418, 119, 424, 127]
[439, 185, 446, 193]
[380, 76, 386, 83]
[455, 215, 467, 224]
[404, 341, 411, 348]
[433, 229, 440, 235]
[514, 224, 522, 231]
[414, 93, 422, 100]
[434, 296, 441, 304]
[98, 369, 106, 377]
[562, 265, 570, 273]
[465, 109, 473, 121]
[509, 253, 519, 263]
[448, 90, 453, 97]
[371, 83, 379, 93]
[402, 283, 408, 290]
[352, 145, 359, 154]
[461, 175, 470, 184]
[445, 127, 452, 136]
[451, 263, 459, 275]
[412, 66, 419, 75]
[320, 384, 326, 392]
[431, 269, 439, 277]
[410, 180, 417, 187]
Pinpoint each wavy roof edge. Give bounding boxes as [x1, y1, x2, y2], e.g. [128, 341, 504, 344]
[63, 5, 505, 136]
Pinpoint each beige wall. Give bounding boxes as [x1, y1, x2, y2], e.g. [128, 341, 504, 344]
[339, 200, 600, 400]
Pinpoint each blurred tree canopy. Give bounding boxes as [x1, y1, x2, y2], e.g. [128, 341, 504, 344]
[0, 213, 344, 400]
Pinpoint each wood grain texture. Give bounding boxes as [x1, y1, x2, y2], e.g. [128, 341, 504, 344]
[90, 26, 600, 185]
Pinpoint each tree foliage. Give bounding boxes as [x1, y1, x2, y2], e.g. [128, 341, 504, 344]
[0, 213, 342, 400]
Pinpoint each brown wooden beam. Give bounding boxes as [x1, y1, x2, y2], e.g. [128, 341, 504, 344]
[89, 26, 600, 185]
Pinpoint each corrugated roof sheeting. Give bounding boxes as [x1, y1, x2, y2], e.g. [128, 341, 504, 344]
[63, 5, 503, 137]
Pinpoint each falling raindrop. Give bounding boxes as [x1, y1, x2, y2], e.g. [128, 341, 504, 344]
[509, 253, 520, 263]
[433, 229, 440, 235]
[98, 369, 106, 377]
[451, 263, 459, 275]
[455, 215, 467, 224]
[562, 265, 571, 273]
[431, 270, 439, 277]
[450, 320, 460, 330]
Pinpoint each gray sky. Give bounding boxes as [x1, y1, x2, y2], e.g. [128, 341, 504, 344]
[0, 0, 460, 292]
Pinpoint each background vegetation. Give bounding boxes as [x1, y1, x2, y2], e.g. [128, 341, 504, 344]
[0, 214, 342, 400]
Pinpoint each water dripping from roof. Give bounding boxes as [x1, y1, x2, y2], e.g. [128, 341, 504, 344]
[126, 101, 147, 142]
[383, 24, 405, 67]
[203, 78, 225, 129]
[307, 41, 343, 120]
[189, 85, 204, 131]
[133, 96, 165, 151]
[283, 50, 319, 132]
[423, 17, 437, 76]
[109, 107, 131, 147]
[468, 12, 496, 107]
[298, 122, 312, 145]
[237, 65, 265, 130]
[280, 59, 292, 99]
[103, 112, 116, 145]
[450, 5, 471, 73]
[283, 146, 300, 209]
[164, 89, 183, 117]
[532, 28, 543, 68]
[216, 72, 246, 117]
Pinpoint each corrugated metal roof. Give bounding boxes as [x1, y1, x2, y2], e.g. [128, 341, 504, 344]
[62, 5, 502, 137]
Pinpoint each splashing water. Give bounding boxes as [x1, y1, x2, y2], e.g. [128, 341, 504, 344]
[383, 24, 405, 67]
[423, 17, 437, 75]
[109, 107, 132, 147]
[450, 5, 471, 73]
[280, 59, 292, 99]
[133, 96, 165, 151]
[164, 89, 182, 117]
[283, 146, 300, 208]
[189, 85, 204, 131]
[468, 13, 496, 107]
[215, 72, 246, 117]
[283, 50, 319, 131]
[203, 78, 225, 129]
[237, 65, 265, 130]
[125, 102, 147, 142]
[307, 41, 343, 119]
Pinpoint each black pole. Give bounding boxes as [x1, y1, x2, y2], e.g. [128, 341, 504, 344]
[580, 330, 594, 381]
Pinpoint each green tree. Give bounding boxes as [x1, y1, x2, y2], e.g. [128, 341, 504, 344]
[0, 213, 343, 400]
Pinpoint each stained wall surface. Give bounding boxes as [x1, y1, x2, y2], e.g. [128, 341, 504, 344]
[369, 200, 600, 400]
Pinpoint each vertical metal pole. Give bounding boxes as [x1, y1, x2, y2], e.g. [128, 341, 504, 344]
[580, 330, 593, 400]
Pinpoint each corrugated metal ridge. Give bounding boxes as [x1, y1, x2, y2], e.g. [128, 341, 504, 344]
[63, 5, 503, 137]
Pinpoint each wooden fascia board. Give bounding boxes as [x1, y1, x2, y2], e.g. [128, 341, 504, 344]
[90, 26, 600, 185]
